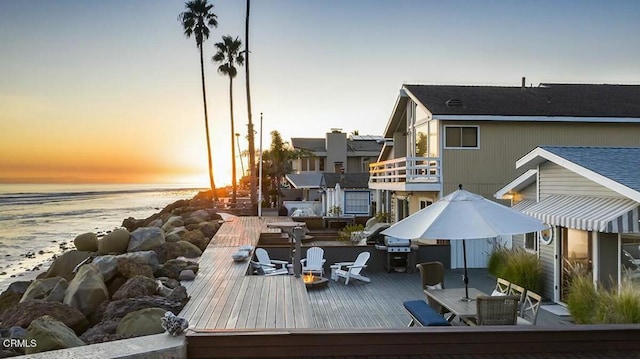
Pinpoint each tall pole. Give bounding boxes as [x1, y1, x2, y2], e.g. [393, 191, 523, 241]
[236, 133, 245, 177]
[258, 112, 263, 217]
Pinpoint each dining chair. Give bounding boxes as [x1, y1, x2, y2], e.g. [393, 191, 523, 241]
[508, 283, 527, 312]
[492, 277, 511, 296]
[517, 290, 542, 325]
[463, 295, 519, 326]
[417, 262, 450, 318]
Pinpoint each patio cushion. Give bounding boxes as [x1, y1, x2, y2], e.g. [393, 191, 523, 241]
[403, 300, 451, 327]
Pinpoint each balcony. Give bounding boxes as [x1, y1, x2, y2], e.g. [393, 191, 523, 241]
[368, 157, 441, 191]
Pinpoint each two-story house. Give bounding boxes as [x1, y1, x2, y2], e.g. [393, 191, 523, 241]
[371, 82, 640, 269]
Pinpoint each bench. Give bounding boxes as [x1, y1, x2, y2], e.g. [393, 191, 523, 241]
[403, 300, 451, 327]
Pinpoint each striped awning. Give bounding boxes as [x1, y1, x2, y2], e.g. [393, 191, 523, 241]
[522, 195, 640, 233]
[511, 199, 536, 212]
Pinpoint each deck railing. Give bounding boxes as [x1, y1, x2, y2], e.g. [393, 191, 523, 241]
[369, 157, 441, 184]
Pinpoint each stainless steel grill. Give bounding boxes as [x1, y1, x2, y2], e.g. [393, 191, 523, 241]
[375, 237, 415, 272]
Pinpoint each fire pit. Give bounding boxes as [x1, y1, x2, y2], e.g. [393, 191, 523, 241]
[303, 272, 329, 289]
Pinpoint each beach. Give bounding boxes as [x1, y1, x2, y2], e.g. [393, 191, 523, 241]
[0, 183, 201, 292]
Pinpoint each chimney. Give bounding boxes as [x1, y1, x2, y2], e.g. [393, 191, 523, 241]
[521, 77, 526, 89]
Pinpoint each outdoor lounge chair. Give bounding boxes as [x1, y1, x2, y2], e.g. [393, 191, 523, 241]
[301, 246, 326, 276]
[331, 252, 370, 285]
[517, 290, 542, 325]
[254, 248, 289, 276]
[462, 295, 520, 326]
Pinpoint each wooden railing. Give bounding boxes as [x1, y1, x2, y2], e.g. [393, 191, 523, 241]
[369, 157, 441, 184]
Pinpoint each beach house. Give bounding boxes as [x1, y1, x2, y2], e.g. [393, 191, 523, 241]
[495, 146, 640, 302]
[370, 82, 640, 269]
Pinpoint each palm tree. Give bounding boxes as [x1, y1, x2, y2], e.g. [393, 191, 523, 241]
[244, 0, 257, 212]
[178, 0, 218, 198]
[213, 35, 244, 205]
[261, 131, 310, 207]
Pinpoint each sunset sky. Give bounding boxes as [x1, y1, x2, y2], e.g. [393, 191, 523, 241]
[1, 0, 639, 187]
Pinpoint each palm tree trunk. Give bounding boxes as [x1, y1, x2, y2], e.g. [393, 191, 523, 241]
[244, 0, 257, 210]
[200, 45, 217, 199]
[230, 76, 237, 204]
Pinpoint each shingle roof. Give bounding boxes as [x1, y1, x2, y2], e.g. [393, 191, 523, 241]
[291, 138, 325, 152]
[404, 84, 640, 117]
[541, 146, 640, 193]
[291, 137, 383, 154]
[322, 173, 370, 189]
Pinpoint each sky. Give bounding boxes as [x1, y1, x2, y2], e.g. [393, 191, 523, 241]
[1, 0, 639, 187]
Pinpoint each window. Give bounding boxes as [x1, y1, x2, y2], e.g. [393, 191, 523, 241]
[300, 158, 317, 172]
[419, 199, 432, 209]
[319, 158, 325, 171]
[344, 191, 370, 215]
[525, 232, 538, 252]
[444, 126, 479, 148]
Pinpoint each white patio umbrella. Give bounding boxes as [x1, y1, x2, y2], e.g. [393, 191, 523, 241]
[381, 185, 548, 300]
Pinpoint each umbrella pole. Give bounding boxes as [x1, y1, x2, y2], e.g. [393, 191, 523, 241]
[461, 239, 471, 301]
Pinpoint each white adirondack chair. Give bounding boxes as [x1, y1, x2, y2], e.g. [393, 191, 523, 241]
[253, 248, 289, 276]
[301, 246, 326, 276]
[331, 252, 371, 285]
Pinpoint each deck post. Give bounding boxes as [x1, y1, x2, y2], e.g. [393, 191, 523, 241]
[293, 226, 303, 277]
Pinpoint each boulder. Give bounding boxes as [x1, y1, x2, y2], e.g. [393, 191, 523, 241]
[79, 318, 132, 344]
[117, 251, 159, 272]
[167, 285, 190, 305]
[97, 228, 130, 255]
[102, 295, 186, 322]
[198, 221, 220, 240]
[91, 255, 119, 282]
[155, 259, 199, 280]
[20, 277, 68, 303]
[127, 227, 165, 252]
[74, 232, 98, 252]
[161, 216, 184, 232]
[121, 217, 146, 232]
[0, 300, 88, 334]
[116, 307, 166, 336]
[105, 276, 129, 300]
[0, 281, 31, 315]
[152, 241, 202, 263]
[112, 276, 158, 300]
[38, 250, 94, 280]
[117, 257, 154, 279]
[63, 264, 109, 317]
[25, 315, 86, 354]
[156, 277, 180, 289]
[147, 218, 163, 228]
[181, 229, 208, 251]
[179, 269, 196, 281]
[165, 227, 187, 242]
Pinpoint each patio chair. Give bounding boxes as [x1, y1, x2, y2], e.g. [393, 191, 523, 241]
[462, 295, 519, 326]
[416, 262, 451, 318]
[331, 252, 370, 285]
[517, 290, 542, 325]
[508, 283, 527, 313]
[492, 278, 511, 296]
[301, 246, 326, 276]
[254, 248, 289, 276]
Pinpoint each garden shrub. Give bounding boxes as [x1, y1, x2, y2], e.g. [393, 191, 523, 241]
[566, 273, 599, 324]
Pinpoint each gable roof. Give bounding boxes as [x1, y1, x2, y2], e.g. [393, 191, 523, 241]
[291, 138, 326, 153]
[404, 84, 640, 117]
[291, 137, 384, 155]
[321, 173, 370, 189]
[516, 146, 640, 202]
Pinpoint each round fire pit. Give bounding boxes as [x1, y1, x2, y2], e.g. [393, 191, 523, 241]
[303, 275, 329, 289]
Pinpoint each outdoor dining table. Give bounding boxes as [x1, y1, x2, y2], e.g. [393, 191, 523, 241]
[423, 287, 487, 322]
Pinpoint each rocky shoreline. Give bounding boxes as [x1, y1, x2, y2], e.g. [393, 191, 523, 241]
[0, 191, 220, 356]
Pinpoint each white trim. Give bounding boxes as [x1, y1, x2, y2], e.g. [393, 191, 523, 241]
[494, 169, 537, 199]
[443, 125, 480, 149]
[517, 147, 640, 203]
[435, 115, 640, 123]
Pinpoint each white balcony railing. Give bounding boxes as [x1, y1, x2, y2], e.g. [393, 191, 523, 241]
[369, 157, 441, 184]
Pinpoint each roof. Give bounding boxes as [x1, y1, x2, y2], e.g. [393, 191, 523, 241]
[321, 173, 370, 189]
[291, 138, 325, 153]
[516, 146, 640, 202]
[285, 173, 323, 189]
[291, 137, 384, 155]
[404, 83, 640, 117]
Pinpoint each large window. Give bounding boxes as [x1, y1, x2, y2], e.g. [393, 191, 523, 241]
[444, 126, 479, 149]
[344, 191, 370, 215]
[300, 158, 316, 172]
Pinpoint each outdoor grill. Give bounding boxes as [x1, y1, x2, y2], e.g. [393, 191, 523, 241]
[375, 237, 416, 273]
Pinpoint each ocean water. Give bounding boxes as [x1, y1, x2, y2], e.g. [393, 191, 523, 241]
[0, 184, 202, 285]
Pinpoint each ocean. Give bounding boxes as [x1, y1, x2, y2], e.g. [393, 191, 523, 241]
[0, 183, 202, 288]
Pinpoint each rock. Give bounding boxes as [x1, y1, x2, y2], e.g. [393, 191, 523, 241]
[0, 300, 88, 334]
[161, 216, 184, 232]
[117, 257, 154, 279]
[38, 250, 94, 280]
[102, 295, 186, 322]
[25, 315, 86, 354]
[178, 269, 196, 281]
[165, 227, 187, 242]
[2, 281, 32, 295]
[97, 228, 130, 255]
[117, 251, 159, 272]
[0, 284, 28, 316]
[152, 241, 202, 263]
[181, 229, 208, 251]
[74, 232, 98, 252]
[112, 276, 158, 300]
[63, 264, 109, 317]
[121, 217, 145, 232]
[155, 259, 199, 280]
[127, 227, 165, 252]
[116, 307, 166, 336]
[105, 276, 128, 300]
[156, 277, 179, 289]
[198, 221, 220, 239]
[161, 311, 189, 336]
[157, 283, 172, 297]
[147, 218, 163, 228]
[20, 277, 68, 303]
[8, 326, 28, 340]
[79, 318, 132, 344]
[91, 255, 119, 282]
[167, 285, 189, 305]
